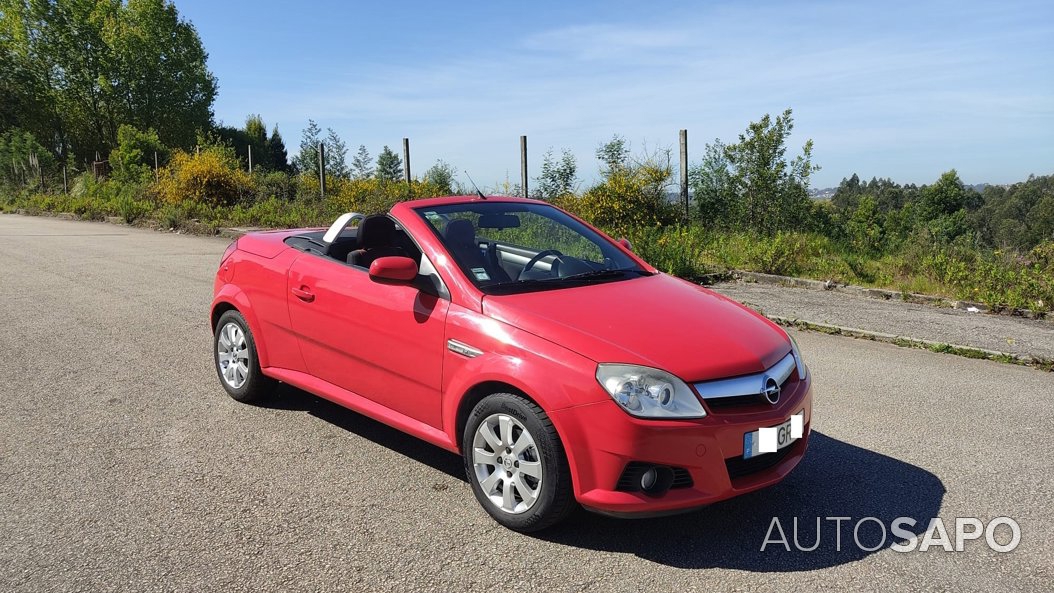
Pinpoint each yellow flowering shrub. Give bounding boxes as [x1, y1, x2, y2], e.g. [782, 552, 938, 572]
[156, 146, 254, 207]
[557, 161, 677, 234]
[326, 177, 448, 215]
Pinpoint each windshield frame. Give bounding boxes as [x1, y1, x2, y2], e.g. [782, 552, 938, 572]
[412, 201, 648, 295]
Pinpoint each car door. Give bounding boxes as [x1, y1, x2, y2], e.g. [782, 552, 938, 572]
[285, 253, 449, 429]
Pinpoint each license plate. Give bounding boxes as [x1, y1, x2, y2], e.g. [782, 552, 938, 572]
[743, 410, 804, 460]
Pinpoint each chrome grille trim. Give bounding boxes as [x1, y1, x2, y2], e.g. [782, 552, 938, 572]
[693, 353, 795, 399]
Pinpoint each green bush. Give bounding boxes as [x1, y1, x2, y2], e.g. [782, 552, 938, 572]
[558, 158, 678, 235]
[109, 125, 166, 185]
[626, 225, 707, 278]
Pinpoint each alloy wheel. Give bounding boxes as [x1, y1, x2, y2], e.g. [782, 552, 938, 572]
[216, 321, 250, 389]
[471, 413, 543, 514]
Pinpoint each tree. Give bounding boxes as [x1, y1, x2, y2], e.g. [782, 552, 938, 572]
[375, 145, 403, 183]
[0, 37, 52, 149]
[845, 196, 883, 253]
[917, 170, 970, 222]
[350, 145, 372, 179]
[690, 139, 739, 229]
[244, 114, 270, 170]
[424, 160, 456, 194]
[596, 135, 630, 177]
[268, 127, 289, 173]
[916, 170, 979, 244]
[535, 148, 578, 200]
[109, 124, 166, 184]
[294, 119, 322, 174]
[832, 174, 863, 212]
[723, 108, 819, 235]
[324, 128, 348, 178]
[1, 0, 217, 161]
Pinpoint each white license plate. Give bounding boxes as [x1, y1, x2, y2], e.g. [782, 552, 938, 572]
[743, 410, 804, 460]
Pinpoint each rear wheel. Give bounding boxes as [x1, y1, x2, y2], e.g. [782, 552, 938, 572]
[463, 393, 575, 532]
[213, 310, 272, 403]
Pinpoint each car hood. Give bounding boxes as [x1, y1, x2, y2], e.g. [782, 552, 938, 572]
[482, 273, 791, 382]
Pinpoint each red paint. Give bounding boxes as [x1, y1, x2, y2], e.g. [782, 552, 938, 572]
[211, 196, 812, 515]
[368, 255, 419, 282]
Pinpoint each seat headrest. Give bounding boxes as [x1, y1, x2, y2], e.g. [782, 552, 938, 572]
[444, 219, 476, 248]
[357, 215, 396, 249]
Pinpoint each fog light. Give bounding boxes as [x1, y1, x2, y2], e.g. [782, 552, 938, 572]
[640, 468, 658, 491]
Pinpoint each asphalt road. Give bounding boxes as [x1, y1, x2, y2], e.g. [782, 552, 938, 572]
[1, 214, 1052, 592]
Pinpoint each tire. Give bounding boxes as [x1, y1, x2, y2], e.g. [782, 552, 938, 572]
[213, 310, 272, 403]
[462, 393, 576, 532]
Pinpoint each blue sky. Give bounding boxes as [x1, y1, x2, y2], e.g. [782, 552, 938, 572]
[177, 0, 1053, 189]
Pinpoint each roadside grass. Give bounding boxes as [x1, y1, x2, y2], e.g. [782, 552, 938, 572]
[624, 226, 1053, 314]
[3, 182, 1052, 314]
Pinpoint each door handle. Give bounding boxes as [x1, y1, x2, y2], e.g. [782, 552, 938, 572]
[291, 286, 315, 302]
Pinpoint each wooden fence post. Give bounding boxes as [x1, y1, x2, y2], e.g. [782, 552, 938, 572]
[679, 129, 689, 220]
[520, 135, 528, 198]
[403, 137, 411, 197]
[318, 142, 326, 198]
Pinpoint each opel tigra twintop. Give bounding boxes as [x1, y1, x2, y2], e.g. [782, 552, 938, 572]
[211, 196, 812, 531]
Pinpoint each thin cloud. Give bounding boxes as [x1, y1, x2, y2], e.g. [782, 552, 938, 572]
[222, 1, 1053, 187]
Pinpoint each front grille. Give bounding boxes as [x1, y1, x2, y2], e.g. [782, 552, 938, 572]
[671, 468, 694, 488]
[615, 462, 694, 492]
[703, 393, 771, 409]
[724, 444, 795, 480]
[693, 353, 798, 412]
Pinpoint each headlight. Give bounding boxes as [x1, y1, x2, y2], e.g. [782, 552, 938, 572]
[595, 364, 706, 419]
[789, 334, 807, 380]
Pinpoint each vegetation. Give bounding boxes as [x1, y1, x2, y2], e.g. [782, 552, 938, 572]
[1, 0, 216, 163]
[1, 0, 1051, 313]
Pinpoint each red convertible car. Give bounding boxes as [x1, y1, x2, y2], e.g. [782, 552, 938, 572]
[211, 195, 812, 531]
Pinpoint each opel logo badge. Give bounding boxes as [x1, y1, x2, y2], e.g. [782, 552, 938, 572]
[761, 376, 781, 405]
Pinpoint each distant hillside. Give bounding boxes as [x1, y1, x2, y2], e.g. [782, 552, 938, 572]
[808, 187, 837, 200]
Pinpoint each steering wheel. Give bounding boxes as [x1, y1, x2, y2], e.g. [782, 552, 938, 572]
[521, 249, 564, 276]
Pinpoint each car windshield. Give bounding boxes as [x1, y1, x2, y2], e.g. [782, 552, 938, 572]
[415, 202, 649, 294]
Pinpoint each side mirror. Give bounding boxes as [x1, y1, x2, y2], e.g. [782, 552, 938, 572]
[617, 237, 633, 252]
[368, 256, 418, 283]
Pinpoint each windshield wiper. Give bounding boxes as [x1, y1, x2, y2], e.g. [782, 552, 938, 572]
[486, 268, 646, 293]
[553, 268, 647, 282]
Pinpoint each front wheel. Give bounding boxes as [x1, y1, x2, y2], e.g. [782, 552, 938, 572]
[463, 393, 575, 532]
[213, 310, 272, 403]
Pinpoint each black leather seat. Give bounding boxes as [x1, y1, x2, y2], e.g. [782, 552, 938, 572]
[347, 215, 405, 267]
[444, 219, 510, 281]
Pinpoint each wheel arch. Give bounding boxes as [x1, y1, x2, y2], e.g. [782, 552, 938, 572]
[454, 380, 537, 452]
[210, 301, 238, 331]
[451, 378, 582, 491]
[209, 287, 271, 368]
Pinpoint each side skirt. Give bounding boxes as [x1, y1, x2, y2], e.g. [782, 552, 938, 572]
[262, 367, 458, 453]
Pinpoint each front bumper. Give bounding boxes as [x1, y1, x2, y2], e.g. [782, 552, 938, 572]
[551, 373, 812, 515]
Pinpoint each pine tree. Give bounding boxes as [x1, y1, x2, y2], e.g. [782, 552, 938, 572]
[324, 128, 349, 178]
[424, 160, 457, 194]
[375, 145, 403, 183]
[268, 126, 289, 172]
[351, 145, 372, 179]
[294, 119, 322, 174]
